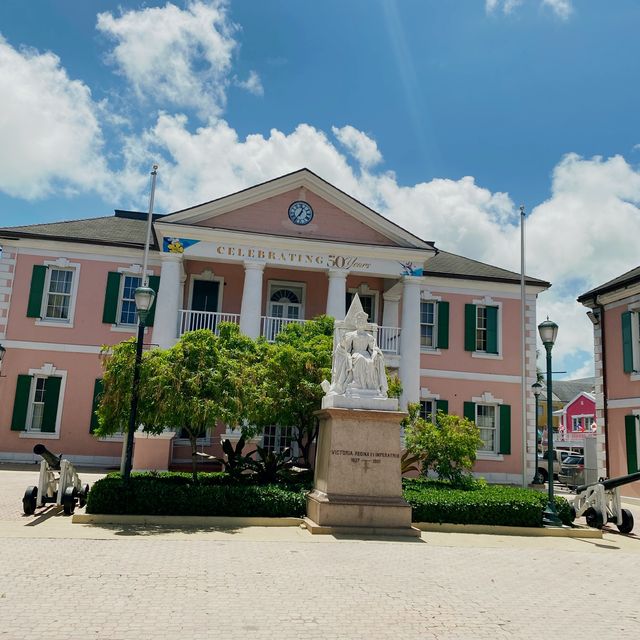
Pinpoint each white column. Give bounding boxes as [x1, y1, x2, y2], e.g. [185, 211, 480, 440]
[382, 292, 401, 327]
[152, 253, 184, 349]
[326, 269, 348, 320]
[399, 276, 422, 409]
[239, 261, 265, 338]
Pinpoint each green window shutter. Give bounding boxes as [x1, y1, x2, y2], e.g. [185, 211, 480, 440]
[26, 265, 47, 318]
[499, 404, 511, 455]
[145, 275, 161, 327]
[41, 376, 62, 433]
[103, 272, 122, 324]
[463, 401, 476, 423]
[486, 306, 499, 354]
[464, 304, 476, 351]
[11, 375, 32, 431]
[622, 312, 634, 373]
[90, 379, 104, 434]
[436, 301, 449, 349]
[625, 415, 638, 473]
[436, 399, 448, 414]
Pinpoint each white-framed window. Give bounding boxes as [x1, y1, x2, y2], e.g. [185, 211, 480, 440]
[118, 274, 142, 325]
[466, 298, 501, 357]
[420, 301, 437, 349]
[269, 283, 304, 320]
[476, 404, 498, 453]
[43, 269, 74, 321]
[262, 425, 295, 455]
[571, 414, 594, 432]
[36, 259, 81, 327]
[27, 377, 47, 432]
[419, 399, 435, 423]
[346, 285, 379, 323]
[476, 306, 488, 352]
[13, 363, 67, 439]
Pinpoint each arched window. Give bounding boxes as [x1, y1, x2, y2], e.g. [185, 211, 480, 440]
[268, 285, 303, 320]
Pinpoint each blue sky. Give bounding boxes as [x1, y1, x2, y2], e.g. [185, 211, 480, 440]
[1, 0, 639, 377]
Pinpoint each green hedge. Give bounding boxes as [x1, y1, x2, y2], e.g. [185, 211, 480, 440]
[88, 473, 572, 527]
[87, 473, 307, 517]
[403, 478, 572, 528]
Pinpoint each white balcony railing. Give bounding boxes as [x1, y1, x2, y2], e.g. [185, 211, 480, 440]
[178, 310, 401, 355]
[179, 310, 240, 336]
[378, 326, 401, 355]
[261, 316, 305, 342]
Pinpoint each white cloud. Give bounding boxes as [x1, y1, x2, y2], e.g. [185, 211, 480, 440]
[235, 70, 264, 96]
[96, 1, 238, 119]
[115, 114, 639, 379]
[0, 36, 107, 200]
[542, 0, 573, 19]
[332, 125, 383, 169]
[486, 0, 573, 18]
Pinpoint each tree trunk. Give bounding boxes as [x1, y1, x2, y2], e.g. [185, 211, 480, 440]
[190, 434, 198, 482]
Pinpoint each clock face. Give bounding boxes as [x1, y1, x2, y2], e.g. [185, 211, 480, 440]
[288, 201, 314, 225]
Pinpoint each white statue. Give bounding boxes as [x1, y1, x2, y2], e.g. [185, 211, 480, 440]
[322, 295, 394, 410]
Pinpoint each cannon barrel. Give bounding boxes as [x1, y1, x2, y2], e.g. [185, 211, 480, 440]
[33, 444, 61, 471]
[576, 470, 640, 494]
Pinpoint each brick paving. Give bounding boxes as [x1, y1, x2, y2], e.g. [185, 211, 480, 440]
[1, 465, 639, 639]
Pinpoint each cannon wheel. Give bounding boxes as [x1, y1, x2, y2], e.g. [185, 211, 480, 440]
[585, 507, 604, 529]
[78, 484, 90, 508]
[618, 509, 634, 534]
[22, 486, 38, 516]
[62, 486, 78, 516]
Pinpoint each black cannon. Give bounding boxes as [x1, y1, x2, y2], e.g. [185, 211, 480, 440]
[572, 471, 640, 533]
[22, 444, 89, 516]
[32, 443, 62, 471]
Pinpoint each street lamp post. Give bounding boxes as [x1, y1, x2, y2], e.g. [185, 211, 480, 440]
[123, 286, 156, 480]
[538, 319, 563, 527]
[532, 381, 542, 484]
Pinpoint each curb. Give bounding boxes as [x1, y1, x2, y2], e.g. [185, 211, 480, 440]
[72, 514, 304, 527]
[414, 522, 602, 538]
[73, 514, 602, 538]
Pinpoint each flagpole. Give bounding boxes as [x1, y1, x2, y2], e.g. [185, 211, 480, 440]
[520, 204, 528, 487]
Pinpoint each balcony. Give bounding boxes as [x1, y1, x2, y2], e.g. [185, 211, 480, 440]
[178, 309, 401, 354]
[179, 310, 240, 335]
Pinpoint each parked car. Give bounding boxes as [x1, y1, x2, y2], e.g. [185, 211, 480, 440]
[558, 455, 585, 489]
[537, 447, 583, 483]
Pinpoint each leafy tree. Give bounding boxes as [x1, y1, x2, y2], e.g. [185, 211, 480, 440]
[404, 403, 483, 485]
[97, 325, 261, 481]
[254, 316, 333, 468]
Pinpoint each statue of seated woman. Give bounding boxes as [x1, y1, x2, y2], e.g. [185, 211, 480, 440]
[329, 311, 388, 397]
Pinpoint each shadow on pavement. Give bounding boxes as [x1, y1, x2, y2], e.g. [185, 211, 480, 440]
[87, 524, 244, 536]
[24, 505, 63, 526]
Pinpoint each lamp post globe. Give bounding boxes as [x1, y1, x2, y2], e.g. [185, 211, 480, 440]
[134, 286, 156, 321]
[538, 318, 562, 527]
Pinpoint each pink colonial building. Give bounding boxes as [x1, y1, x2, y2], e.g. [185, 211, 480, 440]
[579, 266, 640, 499]
[0, 169, 549, 484]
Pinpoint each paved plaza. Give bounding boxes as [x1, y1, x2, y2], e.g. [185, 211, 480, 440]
[1, 466, 640, 639]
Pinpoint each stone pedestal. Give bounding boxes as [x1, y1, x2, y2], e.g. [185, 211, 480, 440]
[305, 408, 419, 537]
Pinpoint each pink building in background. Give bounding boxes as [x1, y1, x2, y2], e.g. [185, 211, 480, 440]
[0, 169, 549, 484]
[561, 392, 596, 434]
[579, 266, 640, 499]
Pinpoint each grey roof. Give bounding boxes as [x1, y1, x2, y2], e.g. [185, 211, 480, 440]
[0, 211, 549, 289]
[426, 250, 550, 287]
[0, 212, 158, 249]
[577, 265, 640, 303]
[538, 377, 595, 403]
